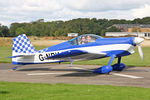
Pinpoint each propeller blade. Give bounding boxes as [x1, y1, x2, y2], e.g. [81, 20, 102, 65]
[137, 45, 144, 60]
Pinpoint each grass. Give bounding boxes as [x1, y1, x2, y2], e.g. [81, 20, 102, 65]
[0, 81, 150, 100]
[0, 46, 12, 63]
[1, 46, 150, 67]
[0, 37, 12, 46]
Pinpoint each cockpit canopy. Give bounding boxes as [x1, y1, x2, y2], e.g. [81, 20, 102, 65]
[68, 34, 102, 45]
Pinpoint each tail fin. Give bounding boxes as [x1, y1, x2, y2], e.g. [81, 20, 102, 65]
[12, 34, 36, 54]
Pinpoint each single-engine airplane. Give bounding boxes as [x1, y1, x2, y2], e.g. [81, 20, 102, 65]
[9, 34, 144, 74]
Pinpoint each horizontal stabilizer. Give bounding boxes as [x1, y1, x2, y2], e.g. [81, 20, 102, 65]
[46, 50, 87, 59]
[8, 54, 35, 58]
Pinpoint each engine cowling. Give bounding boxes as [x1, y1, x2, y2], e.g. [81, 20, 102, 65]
[93, 65, 112, 74]
[112, 63, 126, 71]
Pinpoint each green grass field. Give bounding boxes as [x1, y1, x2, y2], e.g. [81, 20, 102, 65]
[0, 81, 150, 100]
[0, 46, 150, 66]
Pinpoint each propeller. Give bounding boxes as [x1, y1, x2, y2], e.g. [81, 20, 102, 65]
[137, 44, 144, 60]
[134, 37, 144, 60]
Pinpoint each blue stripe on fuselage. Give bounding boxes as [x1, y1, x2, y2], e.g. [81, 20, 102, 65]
[39, 37, 135, 52]
[104, 50, 131, 57]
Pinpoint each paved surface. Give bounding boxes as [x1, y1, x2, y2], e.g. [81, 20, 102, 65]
[0, 64, 150, 88]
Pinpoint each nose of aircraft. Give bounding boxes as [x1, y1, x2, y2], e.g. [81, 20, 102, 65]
[134, 37, 144, 45]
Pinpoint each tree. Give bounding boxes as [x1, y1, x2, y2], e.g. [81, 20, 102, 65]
[16, 28, 25, 36]
[5, 17, 150, 37]
[0, 24, 10, 37]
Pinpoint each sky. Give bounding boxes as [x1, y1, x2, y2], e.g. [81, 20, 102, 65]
[0, 0, 150, 26]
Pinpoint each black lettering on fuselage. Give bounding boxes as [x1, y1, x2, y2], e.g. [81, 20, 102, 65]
[46, 53, 50, 58]
[39, 54, 44, 61]
[39, 52, 60, 61]
[51, 53, 55, 56]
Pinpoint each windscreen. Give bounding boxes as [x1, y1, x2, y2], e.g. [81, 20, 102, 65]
[68, 34, 101, 45]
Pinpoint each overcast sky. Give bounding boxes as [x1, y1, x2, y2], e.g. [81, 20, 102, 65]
[0, 0, 150, 26]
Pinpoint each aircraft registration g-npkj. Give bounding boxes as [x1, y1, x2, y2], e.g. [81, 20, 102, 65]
[9, 34, 144, 74]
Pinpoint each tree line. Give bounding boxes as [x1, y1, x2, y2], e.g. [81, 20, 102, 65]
[1, 17, 150, 37]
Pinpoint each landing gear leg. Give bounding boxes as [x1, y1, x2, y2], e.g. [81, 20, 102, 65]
[93, 55, 116, 74]
[108, 55, 116, 66]
[118, 56, 121, 64]
[112, 56, 126, 71]
[106, 55, 116, 74]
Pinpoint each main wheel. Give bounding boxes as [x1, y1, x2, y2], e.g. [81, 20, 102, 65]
[112, 63, 126, 71]
[93, 65, 112, 74]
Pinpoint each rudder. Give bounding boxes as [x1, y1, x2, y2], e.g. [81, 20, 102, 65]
[12, 34, 36, 53]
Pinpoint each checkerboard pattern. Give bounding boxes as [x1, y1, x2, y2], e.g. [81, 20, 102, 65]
[13, 34, 36, 53]
[38, 48, 48, 53]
